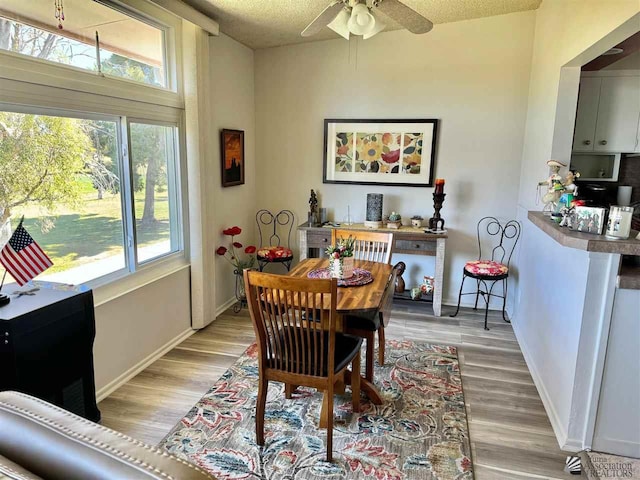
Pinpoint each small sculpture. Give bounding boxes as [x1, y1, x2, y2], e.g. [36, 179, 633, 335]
[308, 189, 319, 226]
[394, 261, 406, 293]
[563, 170, 580, 197]
[559, 205, 575, 228]
[309, 189, 318, 215]
[538, 159, 567, 213]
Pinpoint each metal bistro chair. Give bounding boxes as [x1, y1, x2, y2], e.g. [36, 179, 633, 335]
[256, 209, 295, 272]
[450, 217, 521, 330]
[332, 229, 394, 381]
[244, 270, 362, 463]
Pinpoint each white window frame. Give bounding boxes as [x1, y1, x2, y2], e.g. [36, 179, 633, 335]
[0, 0, 184, 107]
[0, 0, 189, 298]
[124, 117, 184, 269]
[0, 103, 187, 289]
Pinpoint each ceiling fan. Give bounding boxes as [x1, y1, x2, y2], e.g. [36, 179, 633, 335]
[301, 0, 433, 41]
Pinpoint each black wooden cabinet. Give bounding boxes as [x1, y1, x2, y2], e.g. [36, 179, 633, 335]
[0, 283, 100, 422]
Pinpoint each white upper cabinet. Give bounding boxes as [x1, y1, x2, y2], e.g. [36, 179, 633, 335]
[573, 77, 602, 152]
[594, 76, 640, 152]
[573, 73, 640, 153]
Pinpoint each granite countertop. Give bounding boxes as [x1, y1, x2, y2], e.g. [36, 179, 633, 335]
[528, 211, 640, 256]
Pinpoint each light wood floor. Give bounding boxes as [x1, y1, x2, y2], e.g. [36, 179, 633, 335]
[100, 302, 574, 479]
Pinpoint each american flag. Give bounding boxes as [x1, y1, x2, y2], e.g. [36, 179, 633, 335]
[0, 220, 53, 286]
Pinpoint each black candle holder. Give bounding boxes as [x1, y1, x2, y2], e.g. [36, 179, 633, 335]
[428, 193, 446, 231]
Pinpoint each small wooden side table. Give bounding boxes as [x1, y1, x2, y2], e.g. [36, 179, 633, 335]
[297, 223, 447, 316]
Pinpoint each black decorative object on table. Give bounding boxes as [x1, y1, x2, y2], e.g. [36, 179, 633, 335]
[0, 283, 100, 422]
[365, 193, 383, 228]
[428, 193, 446, 231]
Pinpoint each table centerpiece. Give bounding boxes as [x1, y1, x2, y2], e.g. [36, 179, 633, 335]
[325, 236, 355, 280]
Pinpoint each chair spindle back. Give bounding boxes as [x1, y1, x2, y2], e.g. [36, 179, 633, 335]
[332, 229, 393, 264]
[244, 271, 338, 378]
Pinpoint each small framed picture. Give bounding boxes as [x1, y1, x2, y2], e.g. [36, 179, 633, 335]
[575, 206, 606, 235]
[221, 129, 244, 187]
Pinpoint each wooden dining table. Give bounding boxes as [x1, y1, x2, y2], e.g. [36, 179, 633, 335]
[288, 258, 394, 425]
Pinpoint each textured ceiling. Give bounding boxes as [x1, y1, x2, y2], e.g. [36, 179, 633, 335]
[182, 0, 542, 49]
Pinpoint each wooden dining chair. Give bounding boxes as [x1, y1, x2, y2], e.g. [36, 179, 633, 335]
[331, 229, 394, 381]
[244, 270, 362, 463]
[331, 229, 393, 264]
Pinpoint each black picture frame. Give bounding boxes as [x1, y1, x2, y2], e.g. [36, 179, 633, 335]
[323, 118, 439, 187]
[221, 129, 245, 187]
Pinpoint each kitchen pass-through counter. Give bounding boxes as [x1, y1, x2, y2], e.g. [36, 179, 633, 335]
[513, 211, 640, 458]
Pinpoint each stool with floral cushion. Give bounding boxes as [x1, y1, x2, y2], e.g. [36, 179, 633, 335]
[256, 209, 295, 272]
[450, 217, 521, 330]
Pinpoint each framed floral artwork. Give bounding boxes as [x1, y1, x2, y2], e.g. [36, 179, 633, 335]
[323, 119, 438, 187]
[221, 129, 244, 187]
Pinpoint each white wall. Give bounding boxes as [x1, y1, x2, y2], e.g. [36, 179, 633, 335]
[254, 11, 535, 306]
[94, 267, 192, 396]
[209, 33, 257, 314]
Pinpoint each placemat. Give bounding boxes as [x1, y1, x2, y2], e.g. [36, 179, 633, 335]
[307, 267, 373, 287]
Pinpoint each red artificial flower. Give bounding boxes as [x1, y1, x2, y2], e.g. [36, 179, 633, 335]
[216, 246, 227, 255]
[233, 242, 243, 248]
[245, 246, 256, 254]
[223, 226, 242, 236]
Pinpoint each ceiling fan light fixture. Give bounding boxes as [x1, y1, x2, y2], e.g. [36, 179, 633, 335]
[363, 10, 385, 39]
[347, 3, 376, 36]
[327, 8, 351, 40]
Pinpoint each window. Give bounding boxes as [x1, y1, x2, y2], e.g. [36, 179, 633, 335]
[129, 122, 181, 263]
[0, 109, 182, 285]
[0, 0, 168, 88]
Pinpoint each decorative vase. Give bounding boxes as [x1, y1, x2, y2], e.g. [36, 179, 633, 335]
[410, 287, 422, 300]
[411, 219, 422, 228]
[421, 276, 435, 295]
[233, 269, 247, 313]
[329, 256, 354, 279]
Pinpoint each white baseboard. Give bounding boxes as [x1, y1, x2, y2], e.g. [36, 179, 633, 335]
[215, 296, 240, 318]
[511, 317, 570, 451]
[592, 437, 640, 458]
[96, 327, 196, 402]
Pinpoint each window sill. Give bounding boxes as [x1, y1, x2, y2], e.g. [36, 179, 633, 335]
[92, 254, 190, 307]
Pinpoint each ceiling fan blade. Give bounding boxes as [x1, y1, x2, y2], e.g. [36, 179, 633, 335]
[301, 1, 346, 37]
[375, 0, 433, 34]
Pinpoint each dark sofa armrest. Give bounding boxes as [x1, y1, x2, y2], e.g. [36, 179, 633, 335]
[0, 391, 215, 480]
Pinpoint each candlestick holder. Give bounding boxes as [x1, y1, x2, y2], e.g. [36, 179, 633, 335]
[428, 193, 446, 231]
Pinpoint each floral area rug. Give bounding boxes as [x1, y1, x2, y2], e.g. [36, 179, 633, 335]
[160, 340, 473, 480]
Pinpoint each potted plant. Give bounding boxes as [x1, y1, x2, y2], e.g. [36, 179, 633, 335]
[387, 212, 402, 229]
[325, 236, 355, 279]
[411, 215, 423, 228]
